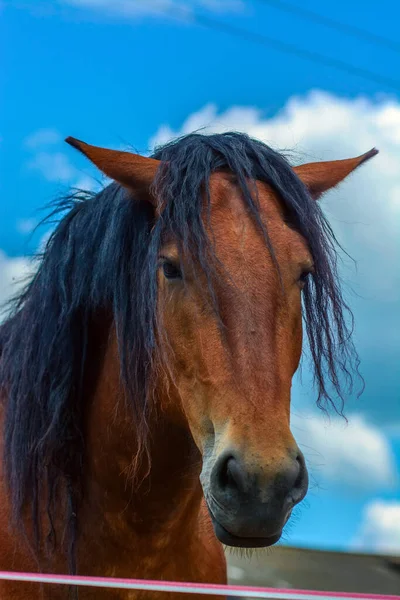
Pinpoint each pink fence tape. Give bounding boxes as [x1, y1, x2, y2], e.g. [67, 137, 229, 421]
[0, 571, 399, 599]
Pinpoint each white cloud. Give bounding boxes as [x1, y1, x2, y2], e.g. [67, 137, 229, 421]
[24, 128, 62, 149]
[150, 91, 400, 358]
[0, 251, 33, 321]
[352, 500, 400, 555]
[16, 218, 37, 234]
[28, 151, 78, 183]
[62, 0, 244, 19]
[291, 412, 398, 491]
[25, 129, 100, 191]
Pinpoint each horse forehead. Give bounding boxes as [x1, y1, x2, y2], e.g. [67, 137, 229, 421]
[208, 172, 284, 223]
[207, 173, 291, 250]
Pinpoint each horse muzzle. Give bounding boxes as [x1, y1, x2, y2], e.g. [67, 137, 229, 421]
[204, 449, 308, 548]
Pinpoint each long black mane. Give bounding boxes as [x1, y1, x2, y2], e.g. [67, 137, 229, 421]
[0, 132, 360, 571]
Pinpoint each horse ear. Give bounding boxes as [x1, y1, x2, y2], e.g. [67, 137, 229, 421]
[293, 148, 378, 200]
[65, 137, 160, 206]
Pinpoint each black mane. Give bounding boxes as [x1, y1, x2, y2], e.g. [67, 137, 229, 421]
[0, 132, 360, 571]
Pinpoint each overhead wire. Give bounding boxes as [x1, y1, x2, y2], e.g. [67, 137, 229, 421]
[162, 6, 400, 92]
[255, 0, 400, 54]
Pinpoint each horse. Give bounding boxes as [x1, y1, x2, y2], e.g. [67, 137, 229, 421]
[0, 131, 377, 599]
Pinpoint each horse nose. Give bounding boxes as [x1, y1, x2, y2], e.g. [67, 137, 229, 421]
[212, 450, 308, 504]
[208, 449, 308, 543]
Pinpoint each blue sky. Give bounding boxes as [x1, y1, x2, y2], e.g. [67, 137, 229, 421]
[1, 0, 399, 557]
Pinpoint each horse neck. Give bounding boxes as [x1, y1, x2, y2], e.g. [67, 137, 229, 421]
[83, 325, 203, 537]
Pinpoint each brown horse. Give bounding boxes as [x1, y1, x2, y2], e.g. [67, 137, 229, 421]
[0, 132, 377, 599]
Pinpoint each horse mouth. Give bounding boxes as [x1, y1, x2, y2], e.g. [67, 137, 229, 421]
[209, 513, 282, 548]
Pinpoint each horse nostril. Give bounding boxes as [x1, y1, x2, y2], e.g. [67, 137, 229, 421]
[226, 456, 247, 492]
[291, 451, 308, 502]
[294, 453, 304, 487]
[215, 454, 247, 494]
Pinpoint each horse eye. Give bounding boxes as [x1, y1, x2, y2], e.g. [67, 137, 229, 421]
[162, 261, 182, 280]
[299, 270, 312, 288]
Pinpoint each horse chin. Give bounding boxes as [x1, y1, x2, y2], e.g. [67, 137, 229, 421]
[209, 514, 282, 549]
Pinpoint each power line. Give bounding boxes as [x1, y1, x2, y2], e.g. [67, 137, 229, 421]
[171, 9, 400, 92]
[255, 0, 400, 54]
